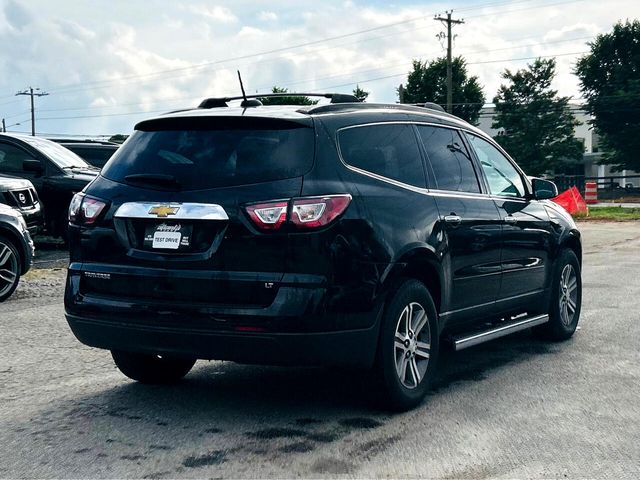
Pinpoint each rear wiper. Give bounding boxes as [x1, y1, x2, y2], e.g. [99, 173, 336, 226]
[124, 173, 181, 189]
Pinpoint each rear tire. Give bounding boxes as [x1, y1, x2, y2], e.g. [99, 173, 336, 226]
[111, 350, 196, 384]
[0, 235, 21, 302]
[376, 279, 439, 411]
[535, 249, 582, 341]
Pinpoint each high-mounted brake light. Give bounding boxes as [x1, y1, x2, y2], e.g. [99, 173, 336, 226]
[69, 193, 107, 225]
[244, 195, 351, 231]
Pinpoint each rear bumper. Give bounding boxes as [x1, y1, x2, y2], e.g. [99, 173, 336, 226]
[66, 312, 379, 367]
[64, 262, 384, 367]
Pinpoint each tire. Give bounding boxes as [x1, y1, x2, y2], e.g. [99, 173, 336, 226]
[376, 279, 439, 411]
[58, 209, 69, 244]
[111, 350, 196, 384]
[535, 249, 582, 341]
[0, 235, 21, 302]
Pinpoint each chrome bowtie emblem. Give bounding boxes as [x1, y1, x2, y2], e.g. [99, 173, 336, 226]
[148, 205, 179, 217]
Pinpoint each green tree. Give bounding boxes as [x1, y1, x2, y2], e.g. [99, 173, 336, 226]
[575, 20, 640, 171]
[352, 85, 369, 102]
[399, 56, 485, 124]
[492, 58, 583, 176]
[259, 86, 318, 106]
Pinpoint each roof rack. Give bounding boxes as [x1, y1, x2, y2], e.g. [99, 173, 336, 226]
[198, 93, 361, 109]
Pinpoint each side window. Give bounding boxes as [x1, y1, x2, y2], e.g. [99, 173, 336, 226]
[467, 134, 525, 198]
[0, 143, 31, 174]
[338, 123, 426, 188]
[417, 126, 481, 193]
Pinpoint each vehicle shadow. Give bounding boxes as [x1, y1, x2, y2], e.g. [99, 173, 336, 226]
[12, 331, 565, 476]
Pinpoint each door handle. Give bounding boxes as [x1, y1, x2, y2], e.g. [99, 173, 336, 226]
[504, 215, 517, 224]
[443, 214, 462, 226]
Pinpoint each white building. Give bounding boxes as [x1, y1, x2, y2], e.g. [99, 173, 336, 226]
[476, 106, 639, 187]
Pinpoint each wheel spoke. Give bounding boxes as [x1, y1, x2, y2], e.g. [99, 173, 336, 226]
[413, 309, 427, 335]
[400, 306, 410, 335]
[567, 277, 577, 294]
[415, 341, 430, 359]
[567, 296, 577, 313]
[0, 245, 11, 266]
[0, 268, 16, 283]
[410, 358, 421, 384]
[399, 357, 408, 383]
[395, 340, 406, 351]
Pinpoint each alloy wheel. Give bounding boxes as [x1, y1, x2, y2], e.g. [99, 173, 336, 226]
[559, 264, 578, 327]
[0, 241, 18, 298]
[394, 302, 431, 389]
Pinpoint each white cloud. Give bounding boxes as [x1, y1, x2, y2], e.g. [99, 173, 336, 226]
[1, 0, 639, 136]
[258, 11, 277, 22]
[186, 4, 237, 24]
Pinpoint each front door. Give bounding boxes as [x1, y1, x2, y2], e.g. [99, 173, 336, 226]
[465, 133, 553, 307]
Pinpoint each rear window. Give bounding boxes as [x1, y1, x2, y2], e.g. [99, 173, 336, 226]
[101, 117, 314, 189]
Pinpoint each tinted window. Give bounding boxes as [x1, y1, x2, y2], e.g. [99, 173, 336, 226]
[67, 147, 116, 168]
[19, 136, 90, 169]
[0, 143, 32, 173]
[467, 134, 525, 198]
[102, 119, 314, 190]
[339, 124, 425, 188]
[417, 126, 480, 193]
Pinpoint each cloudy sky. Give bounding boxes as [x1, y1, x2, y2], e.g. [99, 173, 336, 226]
[0, 0, 638, 137]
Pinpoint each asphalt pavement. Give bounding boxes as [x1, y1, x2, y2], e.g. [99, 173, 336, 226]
[0, 222, 639, 479]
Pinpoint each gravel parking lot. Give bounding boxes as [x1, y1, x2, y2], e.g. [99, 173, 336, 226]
[1, 222, 639, 479]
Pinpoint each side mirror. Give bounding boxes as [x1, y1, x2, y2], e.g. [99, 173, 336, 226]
[532, 178, 558, 200]
[23, 159, 43, 174]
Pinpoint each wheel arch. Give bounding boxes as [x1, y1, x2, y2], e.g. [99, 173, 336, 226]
[561, 229, 582, 266]
[380, 246, 444, 314]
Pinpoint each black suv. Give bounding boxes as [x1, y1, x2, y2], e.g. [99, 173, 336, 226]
[64, 95, 582, 410]
[52, 140, 119, 169]
[0, 174, 43, 235]
[0, 203, 34, 302]
[0, 134, 98, 238]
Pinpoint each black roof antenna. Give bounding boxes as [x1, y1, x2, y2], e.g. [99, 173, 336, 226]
[237, 71, 263, 108]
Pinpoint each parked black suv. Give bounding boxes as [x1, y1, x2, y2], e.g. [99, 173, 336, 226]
[64, 95, 582, 409]
[0, 134, 98, 238]
[51, 140, 119, 169]
[0, 174, 43, 235]
[0, 203, 34, 302]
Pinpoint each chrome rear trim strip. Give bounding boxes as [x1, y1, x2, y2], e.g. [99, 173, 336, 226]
[114, 202, 229, 220]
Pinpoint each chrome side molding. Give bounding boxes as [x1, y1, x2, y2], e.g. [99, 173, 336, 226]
[114, 202, 229, 220]
[453, 313, 549, 351]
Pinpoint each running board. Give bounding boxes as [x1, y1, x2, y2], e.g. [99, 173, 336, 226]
[453, 314, 549, 351]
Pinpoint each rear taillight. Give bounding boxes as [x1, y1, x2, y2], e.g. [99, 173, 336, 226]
[69, 193, 107, 225]
[245, 195, 351, 231]
[245, 201, 288, 230]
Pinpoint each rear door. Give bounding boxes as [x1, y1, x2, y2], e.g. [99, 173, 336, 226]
[465, 133, 553, 305]
[416, 125, 503, 321]
[82, 115, 314, 308]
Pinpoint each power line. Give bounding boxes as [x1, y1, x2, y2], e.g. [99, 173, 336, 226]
[20, 0, 584, 98]
[434, 11, 465, 113]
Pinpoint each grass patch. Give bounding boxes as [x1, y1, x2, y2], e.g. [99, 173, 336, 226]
[576, 206, 640, 221]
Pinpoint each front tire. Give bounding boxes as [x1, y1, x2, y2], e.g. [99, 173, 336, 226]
[0, 235, 21, 302]
[111, 350, 196, 384]
[536, 249, 582, 341]
[376, 279, 439, 411]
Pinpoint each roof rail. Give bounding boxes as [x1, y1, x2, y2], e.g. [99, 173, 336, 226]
[198, 92, 361, 109]
[304, 102, 454, 116]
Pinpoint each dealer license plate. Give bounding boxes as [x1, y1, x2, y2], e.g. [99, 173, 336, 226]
[144, 223, 193, 251]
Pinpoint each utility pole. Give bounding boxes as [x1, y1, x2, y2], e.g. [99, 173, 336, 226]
[1, 119, 5, 133]
[15, 87, 49, 136]
[434, 11, 464, 114]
